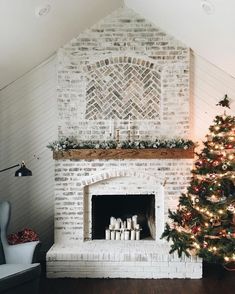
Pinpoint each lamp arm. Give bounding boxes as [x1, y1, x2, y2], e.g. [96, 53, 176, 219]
[0, 164, 20, 173]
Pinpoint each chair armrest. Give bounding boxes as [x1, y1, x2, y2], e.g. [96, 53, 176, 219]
[4, 241, 40, 264]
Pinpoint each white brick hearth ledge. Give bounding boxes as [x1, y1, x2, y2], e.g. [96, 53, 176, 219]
[47, 241, 202, 279]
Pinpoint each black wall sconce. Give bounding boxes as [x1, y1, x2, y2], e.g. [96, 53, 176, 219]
[0, 161, 32, 177]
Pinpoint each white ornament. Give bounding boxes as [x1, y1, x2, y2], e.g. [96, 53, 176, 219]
[227, 204, 235, 213]
[222, 164, 228, 170]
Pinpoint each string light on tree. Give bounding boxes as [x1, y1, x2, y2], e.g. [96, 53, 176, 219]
[161, 94, 235, 270]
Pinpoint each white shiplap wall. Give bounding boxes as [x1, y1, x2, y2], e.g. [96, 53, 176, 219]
[0, 52, 234, 253]
[0, 56, 57, 251]
[191, 52, 235, 145]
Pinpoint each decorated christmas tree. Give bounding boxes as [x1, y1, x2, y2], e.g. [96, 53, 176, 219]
[162, 95, 235, 268]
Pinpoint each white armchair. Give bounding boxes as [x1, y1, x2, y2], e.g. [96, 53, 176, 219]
[0, 201, 41, 294]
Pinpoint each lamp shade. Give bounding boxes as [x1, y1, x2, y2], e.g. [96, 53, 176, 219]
[15, 162, 32, 177]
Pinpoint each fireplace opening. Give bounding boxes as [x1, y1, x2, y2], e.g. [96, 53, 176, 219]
[91, 194, 155, 240]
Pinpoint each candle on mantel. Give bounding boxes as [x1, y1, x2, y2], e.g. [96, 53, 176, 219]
[128, 114, 131, 131]
[116, 129, 120, 143]
[109, 119, 113, 138]
[127, 115, 131, 141]
[136, 130, 140, 140]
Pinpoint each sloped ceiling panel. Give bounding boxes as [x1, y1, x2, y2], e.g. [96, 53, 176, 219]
[0, 0, 122, 90]
[125, 0, 235, 78]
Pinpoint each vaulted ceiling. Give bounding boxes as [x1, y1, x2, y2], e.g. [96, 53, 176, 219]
[0, 0, 234, 90]
[0, 0, 122, 90]
[126, 0, 235, 79]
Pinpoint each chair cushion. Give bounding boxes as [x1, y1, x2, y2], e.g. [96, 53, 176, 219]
[0, 263, 41, 292]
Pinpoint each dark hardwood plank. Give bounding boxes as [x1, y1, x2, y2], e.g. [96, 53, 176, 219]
[39, 264, 235, 294]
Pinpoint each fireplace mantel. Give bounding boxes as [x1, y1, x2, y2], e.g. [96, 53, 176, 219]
[53, 147, 194, 160]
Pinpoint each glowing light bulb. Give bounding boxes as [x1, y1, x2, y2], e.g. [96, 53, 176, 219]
[228, 154, 234, 160]
[193, 242, 200, 249]
[224, 257, 230, 262]
[191, 195, 196, 201]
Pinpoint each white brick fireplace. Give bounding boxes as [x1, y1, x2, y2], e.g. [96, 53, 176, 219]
[47, 158, 202, 278]
[46, 7, 202, 278]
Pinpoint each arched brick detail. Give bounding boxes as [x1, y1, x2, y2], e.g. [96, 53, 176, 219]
[82, 168, 165, 241]
[83, 56, 162, 120]
[83, 56, 162, 72]
[80, 168, 164, 187]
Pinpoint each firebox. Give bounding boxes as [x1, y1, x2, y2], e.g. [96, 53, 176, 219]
[91, 194, 155, 240]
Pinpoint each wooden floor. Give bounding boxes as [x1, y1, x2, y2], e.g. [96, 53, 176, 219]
[39, 263, 235, 294]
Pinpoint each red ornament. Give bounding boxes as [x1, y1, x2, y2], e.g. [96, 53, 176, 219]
[184, 212, 192, 221]
[203, 241, 208, 248]
[212, 160, 219, 167]
[192, 226, 201, 234]
[219, 229, 227, 238]
[195, 160, 203, 167]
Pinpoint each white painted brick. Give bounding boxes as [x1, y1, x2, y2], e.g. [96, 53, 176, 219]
[49, 7, 200, 279]
[168, 272, 186, 279]
[47, 242, 202, 279]
[57, 8, 190, 140]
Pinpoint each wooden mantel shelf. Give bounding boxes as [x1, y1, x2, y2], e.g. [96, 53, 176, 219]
[53, 147, 194, 160]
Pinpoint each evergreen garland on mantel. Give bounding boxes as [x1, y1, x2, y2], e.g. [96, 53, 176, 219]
[47, 137, 195, 152]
